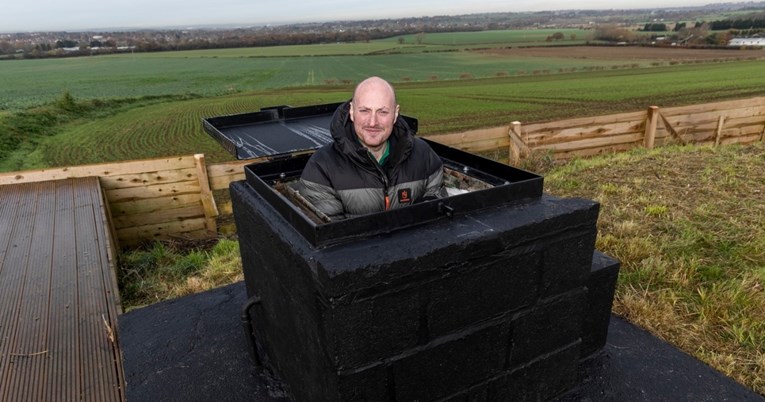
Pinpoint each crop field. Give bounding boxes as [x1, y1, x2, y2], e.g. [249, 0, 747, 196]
[386, 28, 589, 46]
[1, 39, 764, 170]
[2, 58, 759, 171]
[0, 51, 626, 110]
[0, 30, 765, 111]
[136, 42, 435, 58]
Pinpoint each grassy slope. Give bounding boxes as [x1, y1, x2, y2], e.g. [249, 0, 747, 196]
[545, 143, 765, 394]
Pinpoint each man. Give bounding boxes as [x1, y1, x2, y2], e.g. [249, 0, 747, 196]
[299, 76, 446, 220]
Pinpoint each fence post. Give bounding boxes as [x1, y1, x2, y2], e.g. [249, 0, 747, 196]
[715, 115, 726, 146]
[644, 106, 659, 148]
[509, 121, 522, 165]
[194, 154, 219, 234]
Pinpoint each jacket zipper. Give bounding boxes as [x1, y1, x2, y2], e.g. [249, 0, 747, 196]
[367, 153, 391, 211]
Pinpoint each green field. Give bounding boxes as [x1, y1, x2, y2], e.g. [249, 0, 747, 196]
[0, 29, 616, 111]
[135, 42, 436, 58]
[2, 59, 762, 172]
[0, 50, 629, 111]
[386, 28, 589, 46]
[2, 32, 765, 171]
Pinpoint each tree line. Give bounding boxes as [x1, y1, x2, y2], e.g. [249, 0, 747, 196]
[3, 9, 765, 60]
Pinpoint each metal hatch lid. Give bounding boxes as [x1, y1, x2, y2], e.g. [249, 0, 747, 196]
[202, 102, 419, 160]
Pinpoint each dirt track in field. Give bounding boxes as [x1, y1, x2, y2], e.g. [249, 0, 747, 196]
[478, 46, 764, 61]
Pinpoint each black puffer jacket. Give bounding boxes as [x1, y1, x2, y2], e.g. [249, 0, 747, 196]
[299, 101, 446, 220]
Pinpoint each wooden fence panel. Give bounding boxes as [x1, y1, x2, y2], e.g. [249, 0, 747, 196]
[99, 168, 198, 190]
[428, 126, 511, 153]
[109, 194, 203, 216]
[428, 97, 765, 162]
[659, 97, 765, 117]
[0, 156, 208, 247]
[207, 160, 252, 191]
[111, 205, 205, 230]
[524, 121, 645, 147]
[117, 219, 208, 247]
[104, 180, 201, 203]
[534, 133, 645, 153]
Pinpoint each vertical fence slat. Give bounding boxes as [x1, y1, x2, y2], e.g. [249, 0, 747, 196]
[194, 154, 219, 233]
[644, 106, 659, 149]
[715, 115, 726, 146]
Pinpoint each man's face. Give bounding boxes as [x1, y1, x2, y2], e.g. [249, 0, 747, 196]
[349, 81, 399, 151]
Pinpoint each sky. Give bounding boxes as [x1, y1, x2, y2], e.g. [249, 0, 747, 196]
[2, 0, 716, 33]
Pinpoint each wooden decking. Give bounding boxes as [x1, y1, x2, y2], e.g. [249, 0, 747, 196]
[0, 178, 125, 401]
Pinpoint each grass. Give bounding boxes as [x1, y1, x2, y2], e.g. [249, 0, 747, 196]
[544, 142, 765, 395]
[0, 93, 204, 171]
[118, 238, 243, 310]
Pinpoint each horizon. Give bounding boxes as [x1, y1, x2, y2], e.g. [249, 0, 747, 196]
[1, 0, 725, 34]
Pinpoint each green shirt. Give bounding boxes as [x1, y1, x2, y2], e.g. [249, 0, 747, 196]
[373, 140, 390, 166]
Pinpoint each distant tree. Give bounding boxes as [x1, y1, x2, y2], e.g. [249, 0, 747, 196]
[642, 23, 667, 32]
[415, 32, 426, 45]
[706, 31, 733, 46]
[570, 33, 577, 41]
[55, 39, 77, 48]
[0, 41, 14, 54]
[594, 25, 636, 42]
[551, 32, 565, 40]
[397, 37, 405, 44]
[673, 22, 686, 32]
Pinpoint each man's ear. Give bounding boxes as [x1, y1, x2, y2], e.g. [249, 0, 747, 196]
[395, 104, 400, 119]
[349, 101, 355, 122]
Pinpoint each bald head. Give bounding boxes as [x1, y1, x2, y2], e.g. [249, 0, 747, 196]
[353, 76, 397, 106]
[349, 76, 401, 157]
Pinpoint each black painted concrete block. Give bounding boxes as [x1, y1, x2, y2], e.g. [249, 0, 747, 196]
[314, 196, 600, 299]
[440, 383, 490, 402]
[336, 363, 391, 402]
[323, 289, 421, 369]
[392, 320, 511, 401]
[490, 341, 581, 402]
[315, 227, 507, 300]
[582, 251, 620, 358]
[541, 230, 597, 298]
[427, 251, 541, 337]
[510, 288, 587, 366]
[233, 182, 333, 400]
[232, 178, 617, 401]
[232, 182, 316, 310]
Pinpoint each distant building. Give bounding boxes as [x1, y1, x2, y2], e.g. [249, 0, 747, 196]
[728, 37, 765, 47]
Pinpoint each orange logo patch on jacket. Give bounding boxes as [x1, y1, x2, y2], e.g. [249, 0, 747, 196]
[397, 188, 412, 204]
